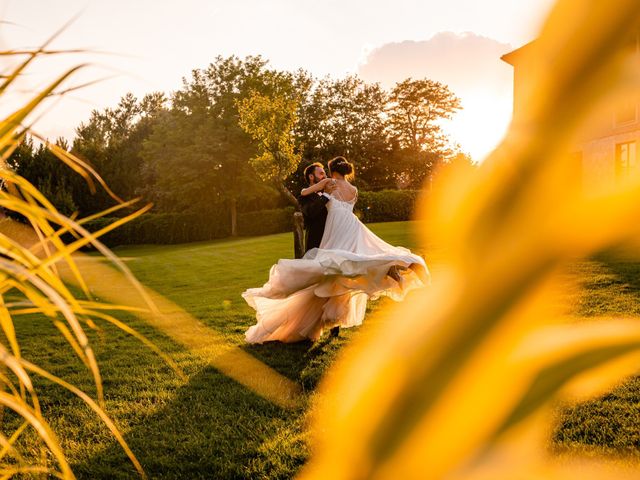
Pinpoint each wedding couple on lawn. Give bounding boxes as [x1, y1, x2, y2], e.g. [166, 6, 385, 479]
[242, 156, 430, 344]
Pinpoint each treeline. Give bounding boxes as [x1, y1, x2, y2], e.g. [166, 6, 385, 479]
[9, 55, 471, 236]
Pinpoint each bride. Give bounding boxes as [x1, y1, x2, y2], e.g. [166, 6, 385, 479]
[242, 156, 429, 343]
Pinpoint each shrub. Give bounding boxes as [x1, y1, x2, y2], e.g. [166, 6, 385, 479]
[83, 208, 296, 247]
[82, 212, 231, 247]
[355, 190, 421, 223]
[237, 207, 295, 236]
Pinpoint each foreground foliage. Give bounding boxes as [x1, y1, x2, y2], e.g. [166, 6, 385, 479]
[301, 1, 640, 479]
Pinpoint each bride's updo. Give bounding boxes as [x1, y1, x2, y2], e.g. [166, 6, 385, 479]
[328, 156, 355, 181]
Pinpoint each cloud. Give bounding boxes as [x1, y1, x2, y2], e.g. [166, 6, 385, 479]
[357, 32, 516, 160]
[357, 31, 513, 95]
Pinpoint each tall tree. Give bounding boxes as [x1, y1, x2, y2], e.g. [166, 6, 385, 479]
[7, 137, 78, 216]
[71, 92, 167, 214]
[294, 76, 391, 190]
[387, 78, 461, 153]
[142, 56, 289, 235]
[386, 78, 462, 189]
[237, 90, 301, 205]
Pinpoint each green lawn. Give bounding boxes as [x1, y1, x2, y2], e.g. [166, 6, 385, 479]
[9, 221, 640, 478]
[12, 221, 427, 479]
[552, 259, 640, 460]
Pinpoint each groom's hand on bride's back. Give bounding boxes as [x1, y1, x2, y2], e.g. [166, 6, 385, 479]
[324, 180, 337, 194]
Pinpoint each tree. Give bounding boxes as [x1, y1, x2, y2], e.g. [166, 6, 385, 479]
[141, 56, 288, 235]
[293, 76, 391, 191]
[237, 90, 301, 205]
[7, 137, 78, 216]
[432, 151, 477, 185]
[71, 92, 167, 214]
[13, 56, 466, 240]
[387, 78, 461, 153]
[386, 78, 462, 188]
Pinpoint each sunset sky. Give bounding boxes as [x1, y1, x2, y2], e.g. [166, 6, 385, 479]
[0, 0, 556, 161]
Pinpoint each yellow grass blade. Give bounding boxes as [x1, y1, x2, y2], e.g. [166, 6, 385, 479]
[0, 391, 73, 479]
[0, 422, 28, 465]
[21, 359, 147, 479]
[0, 260, 103, 407]
[0, 466, 64, 480]
[0, 299, 20, 360]
[44, 139, 124, 202]
[79, 309, 183, 379]
[0, 12, 80, 97]
[0, 66, 84, 146]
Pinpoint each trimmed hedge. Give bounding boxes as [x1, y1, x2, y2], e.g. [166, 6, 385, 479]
[81, 190, 420, 247]
[237, 207, 295, 237]
[355, 190, 420, 223]
[81, 213, 230, 247]
[82, 208, 295, 247]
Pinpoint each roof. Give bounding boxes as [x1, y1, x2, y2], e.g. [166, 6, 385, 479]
[501, 41, 536, 66]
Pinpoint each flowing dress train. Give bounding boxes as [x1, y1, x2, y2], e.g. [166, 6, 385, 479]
[242, 190, 429, 343]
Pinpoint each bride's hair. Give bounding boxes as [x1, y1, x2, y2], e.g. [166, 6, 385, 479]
[328, 156, 355, 181]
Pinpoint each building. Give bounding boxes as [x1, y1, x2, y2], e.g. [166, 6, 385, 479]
[501, 38, 640, 190]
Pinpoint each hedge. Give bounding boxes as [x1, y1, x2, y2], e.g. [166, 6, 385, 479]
[236, 207, 295, 237]
[78, 213, 230, 247]
[80, 190, 421, 247]
[355, 190, 420, 223]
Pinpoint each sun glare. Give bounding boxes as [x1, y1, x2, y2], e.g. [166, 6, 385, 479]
[443, 94, 513, 162]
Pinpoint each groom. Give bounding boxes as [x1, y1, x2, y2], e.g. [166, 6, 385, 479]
[298, 162, 334, 253]
[298, 162, 340, 338]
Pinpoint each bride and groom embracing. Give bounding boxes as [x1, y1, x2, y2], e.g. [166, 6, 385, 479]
[242, 156, 430, 344]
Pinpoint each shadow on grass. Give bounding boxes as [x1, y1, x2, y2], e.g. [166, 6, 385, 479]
[241, 334, 347, 392]
[601, 260, 640, 295]
[574, 257, 640, 317]
[73, 336, 348, 480]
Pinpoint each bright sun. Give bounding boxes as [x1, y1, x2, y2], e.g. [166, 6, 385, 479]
[443, 94, 513, 162]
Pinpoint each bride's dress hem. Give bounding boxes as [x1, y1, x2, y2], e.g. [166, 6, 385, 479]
[242, 248, 428, 345]
[242, 192, 430, 344]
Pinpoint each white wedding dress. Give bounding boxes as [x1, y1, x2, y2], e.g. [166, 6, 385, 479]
[242, 189, 429, 343]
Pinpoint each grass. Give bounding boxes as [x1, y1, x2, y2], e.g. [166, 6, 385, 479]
[6, 221, 640, 478]
[9, 221, 426, 479]
[552, 258, 640, 461]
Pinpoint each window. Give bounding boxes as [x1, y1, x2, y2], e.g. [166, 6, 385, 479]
[616, 141, 637, 177]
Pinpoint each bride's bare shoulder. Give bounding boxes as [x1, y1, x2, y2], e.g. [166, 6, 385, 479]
[335, 181, 357, 202]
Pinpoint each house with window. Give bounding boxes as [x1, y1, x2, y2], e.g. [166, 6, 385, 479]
[501, 38, 640, 190]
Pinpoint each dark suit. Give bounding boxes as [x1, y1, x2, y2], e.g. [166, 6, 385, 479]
[297, 192, 329, 253]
